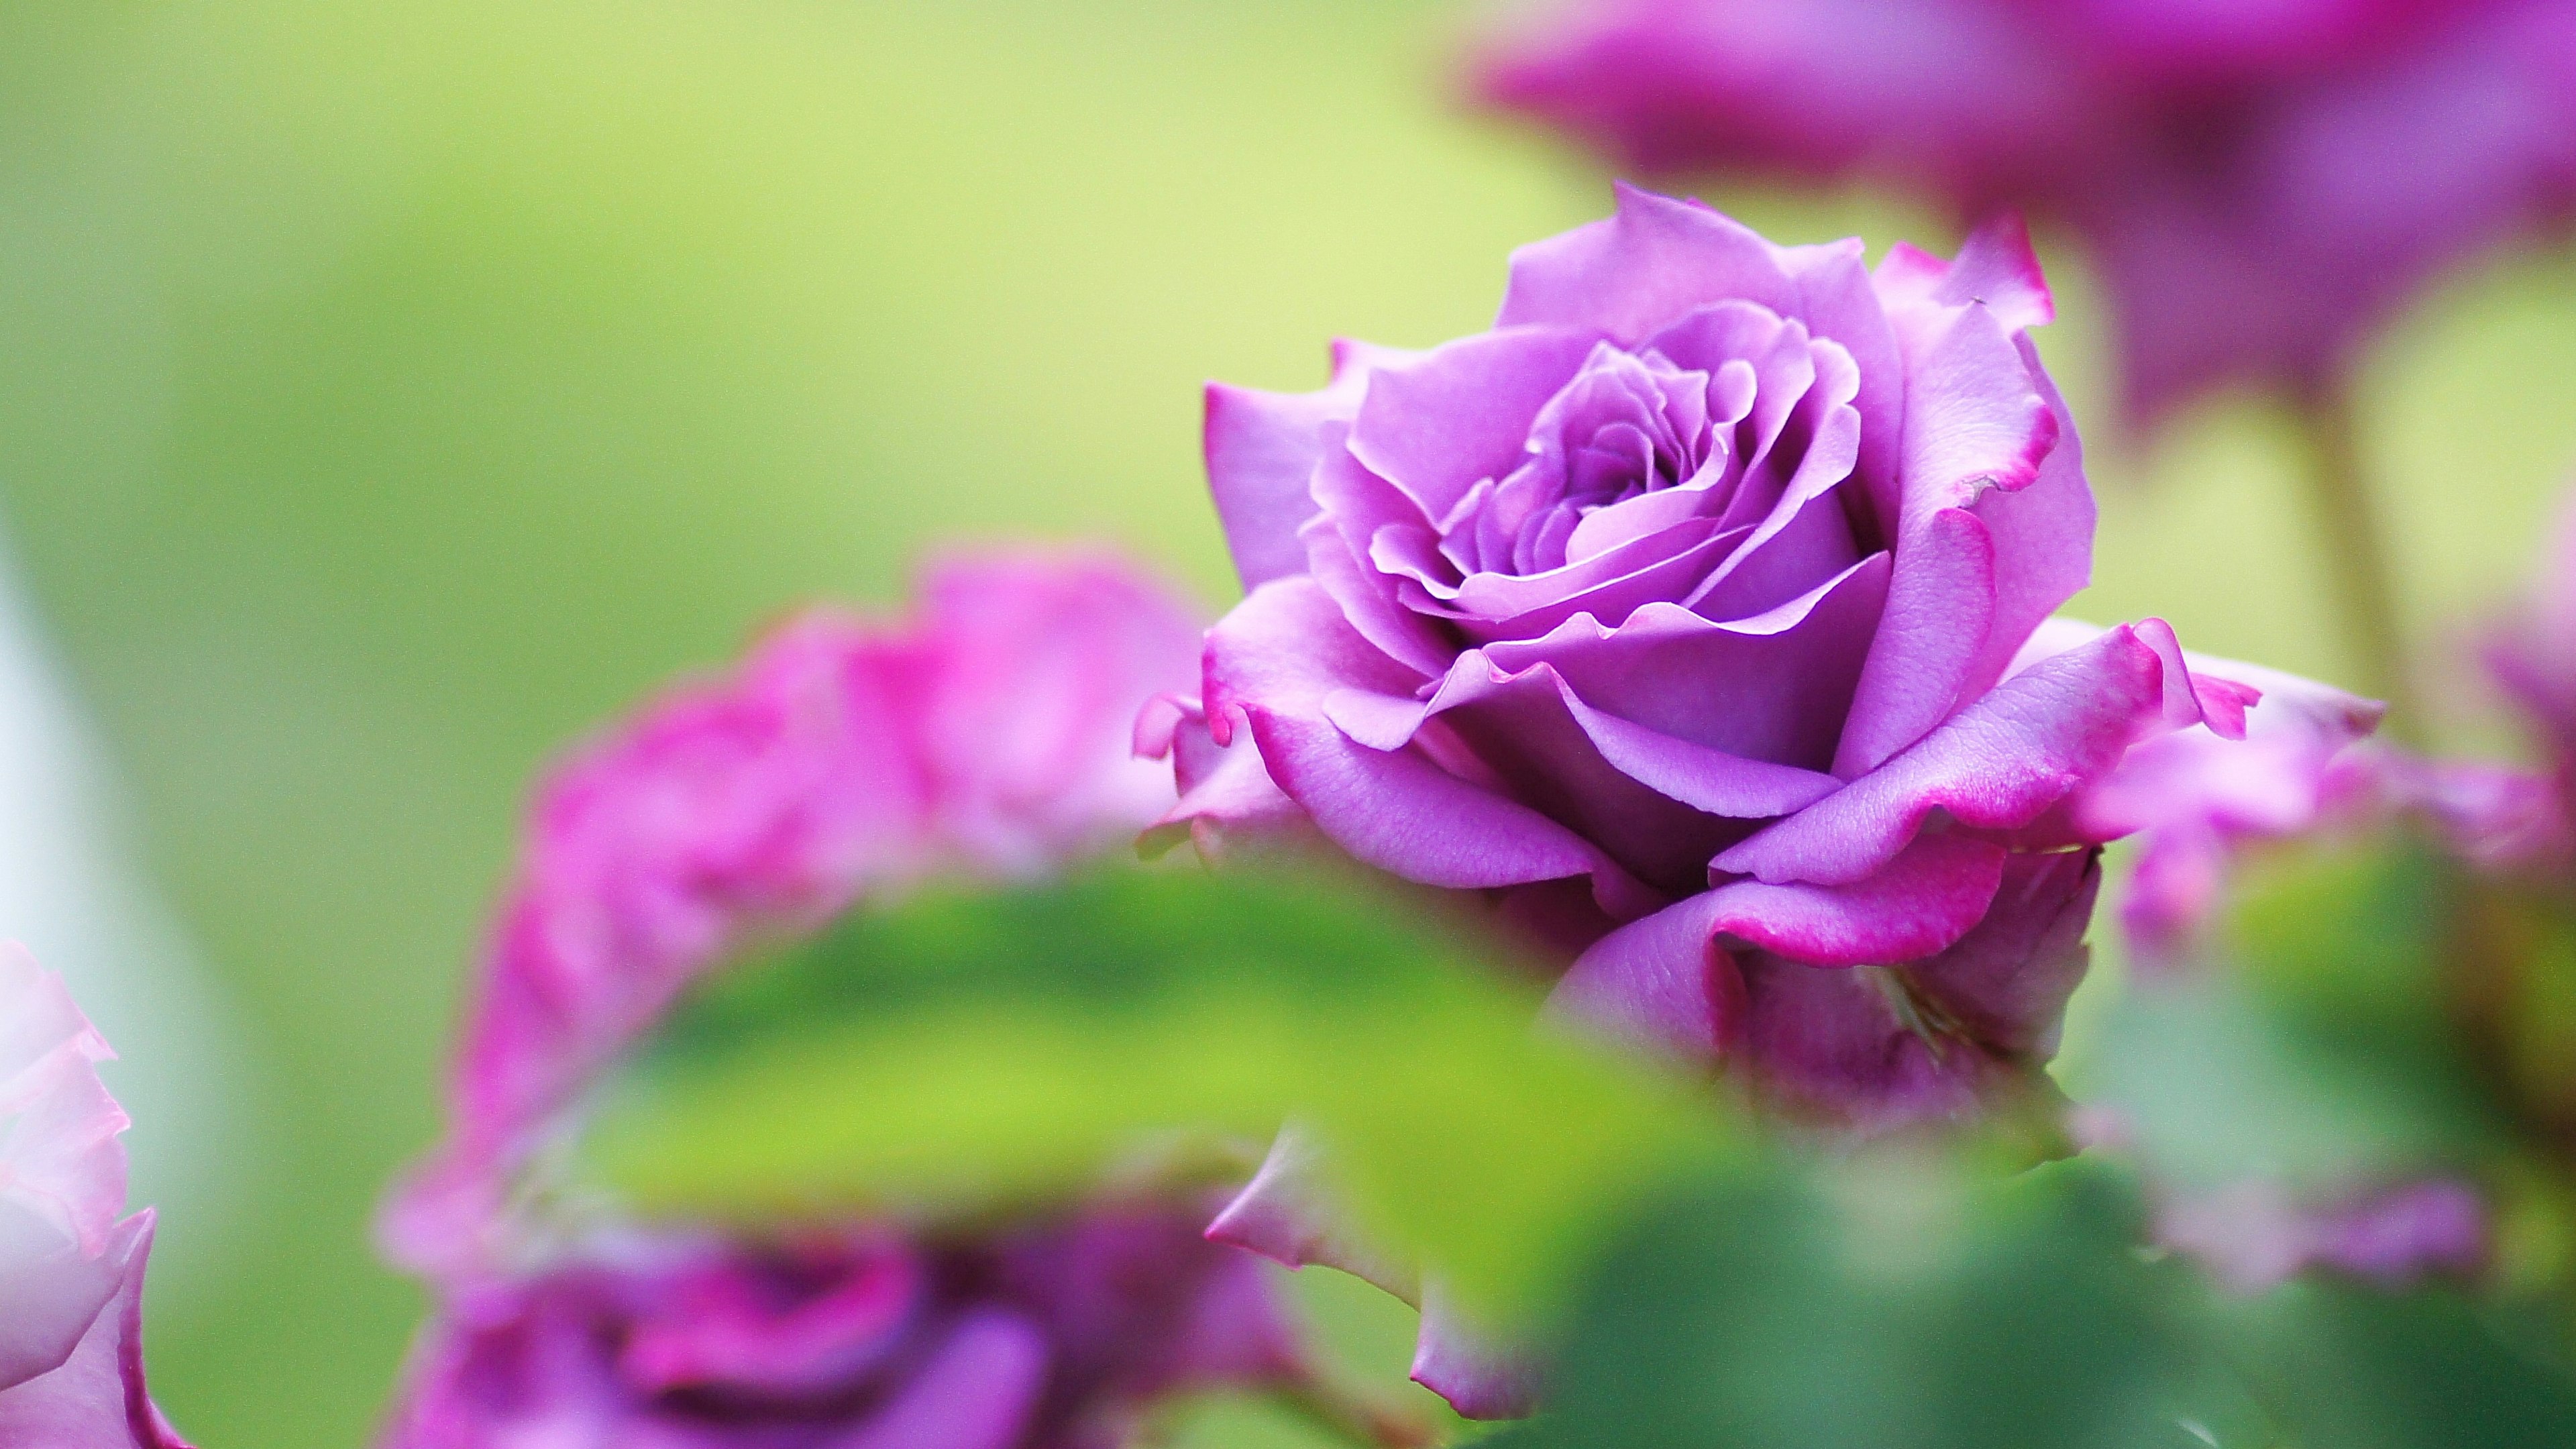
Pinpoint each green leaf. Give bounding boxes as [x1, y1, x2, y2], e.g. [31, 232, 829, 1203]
[2214, 1282, 2576, 1448]
[2076, 842, 2506, 1193]
[576, 859, 1739, 1321]
[1519, 1157, 2253, 1449]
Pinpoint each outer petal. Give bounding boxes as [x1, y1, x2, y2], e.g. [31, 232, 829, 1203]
[1138, 695, 1316, 864]
[1412, 1283, 1545, 1421]
[1204, 576, 1428, 737]
[1497, 182, 1801, 343]
[1733, 847, 2098, 1130]
[1833, 292, 2066, 775]
[0, 1214, 189, 1449]
[0, 944, 127, 1260]
[1205, 339, 1426, 592]
[1720, 624, 2171, 885]
[1875, 213, 2055, 334]
[1205, 1126, 1414, 1302]
[1246, 709, 1660, 920]
[1829, 507, 1999, 777]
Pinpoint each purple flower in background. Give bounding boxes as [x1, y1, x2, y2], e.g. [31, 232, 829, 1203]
[2155, 1177, 2489, 1293]
[0, 945, 189, 1448]
[2489, 489, 2576, 839]
[1474, 0, 2576, 424]
[380, 1208, 1312, 1449]
[376, 552, 1342, 1448]
[2035, 621, 2387, 961]
[1153, 184, 2259, 1132]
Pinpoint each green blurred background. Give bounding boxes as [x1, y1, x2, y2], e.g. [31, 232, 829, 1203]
[0, 1, 2570, 1444]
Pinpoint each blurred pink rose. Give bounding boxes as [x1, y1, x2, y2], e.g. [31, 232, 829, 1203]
[375, 551, 1349, 1448]
[385, 550, 1205, 1277]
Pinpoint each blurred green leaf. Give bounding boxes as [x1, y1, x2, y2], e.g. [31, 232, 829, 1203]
[1519, 1157, 2255, 1449]
[2214, 1282, 2576, 1448]
[580, 860, 1739, 1322]
[2080, 843, 2506, 1193]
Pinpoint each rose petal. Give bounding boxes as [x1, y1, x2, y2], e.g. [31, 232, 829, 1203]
[1721, 623, 2170, 885]
[1412, 1283, 1545, 1421]
[0, 1214, 186, 1449]
[1344, 328, 1607, 523]
[1204, 1126, 1415, 1301]
[1497, 182, 1800, 343]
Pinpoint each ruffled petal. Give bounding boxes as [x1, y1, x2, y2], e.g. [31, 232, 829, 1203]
[0, 945, 129, 1265]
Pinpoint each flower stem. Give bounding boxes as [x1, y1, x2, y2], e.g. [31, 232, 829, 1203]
[2292, 384, 2421, 743]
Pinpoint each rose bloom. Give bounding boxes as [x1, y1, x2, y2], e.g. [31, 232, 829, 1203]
[1156, 184, 2262, 1130]
[378, 552, 1335, 1449]
[0, 944, 189, 1448]
[1472, 0, 2576, 423]
[1146, 186, 2331, 1415]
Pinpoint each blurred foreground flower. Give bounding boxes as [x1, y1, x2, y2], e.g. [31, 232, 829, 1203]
[0, 945, 189, 1447]
[377, 553, 1376, 1449]
[1473, 0, 2576, 427]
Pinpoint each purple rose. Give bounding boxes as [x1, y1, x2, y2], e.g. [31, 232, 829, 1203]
[378, 552, 1350, 1448]
[378, 1207, 1311, 1449]
[0, 945, 190, 1448]
[1153, 185, 2254, 1130]
[1472, 0, 2576, 423]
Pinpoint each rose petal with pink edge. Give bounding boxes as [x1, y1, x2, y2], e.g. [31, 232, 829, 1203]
[1721, 624, 2169, 885]
[0, 1214, 188, 1448]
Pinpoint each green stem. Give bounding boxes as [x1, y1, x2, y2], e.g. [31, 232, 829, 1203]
[2291, 386, 2421, 743]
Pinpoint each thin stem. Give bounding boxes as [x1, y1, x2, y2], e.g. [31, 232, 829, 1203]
[2291, 385, 2421, 743]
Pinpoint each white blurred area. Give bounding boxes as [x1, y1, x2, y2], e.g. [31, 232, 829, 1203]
[0, 538, 239, 1276]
